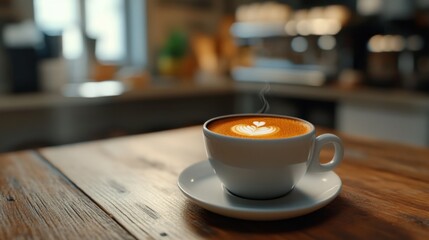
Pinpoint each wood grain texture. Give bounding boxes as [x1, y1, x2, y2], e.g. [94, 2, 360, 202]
[0, 151, 135, 240]
[40, 127, 208, 239]
[39, 126, 429, 240]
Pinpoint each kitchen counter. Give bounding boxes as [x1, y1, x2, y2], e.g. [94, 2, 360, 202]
[2, 81, 429, 111]
[1, 80, 429, 150]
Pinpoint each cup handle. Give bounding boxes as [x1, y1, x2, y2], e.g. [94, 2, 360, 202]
[308, 133, 344, 172]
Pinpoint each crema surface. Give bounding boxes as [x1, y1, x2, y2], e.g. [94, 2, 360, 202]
[208, 116, 310, 139]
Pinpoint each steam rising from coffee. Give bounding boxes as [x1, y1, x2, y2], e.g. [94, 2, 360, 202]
[257, 83, 270, 114]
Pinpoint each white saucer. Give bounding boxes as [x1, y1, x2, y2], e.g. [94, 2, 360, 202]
[178, 161, 342, 221]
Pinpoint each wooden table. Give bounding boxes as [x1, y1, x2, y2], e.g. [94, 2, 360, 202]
[1, 126, 428, 239]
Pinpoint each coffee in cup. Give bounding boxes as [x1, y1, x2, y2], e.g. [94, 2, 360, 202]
[203, 113, 343, 200]
[207, 115, 310, 139]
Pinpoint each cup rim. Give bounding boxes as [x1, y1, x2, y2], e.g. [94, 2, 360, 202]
[203, 113, 315, 141]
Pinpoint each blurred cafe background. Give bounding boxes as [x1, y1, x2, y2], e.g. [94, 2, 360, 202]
[1, 0, 429, 152]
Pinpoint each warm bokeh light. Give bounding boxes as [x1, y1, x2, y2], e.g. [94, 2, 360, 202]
[368, 35, 408, 52]
[291, 37, 308, 52]
[235, 2, 348, 36]
[318, 36, 337, 50]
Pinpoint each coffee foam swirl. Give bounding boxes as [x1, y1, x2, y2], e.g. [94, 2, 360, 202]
[231, 121, 279, 136]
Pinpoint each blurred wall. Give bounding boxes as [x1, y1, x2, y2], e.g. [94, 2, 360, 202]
[0, 0, 34, 93]
[11, 0, 34, 19]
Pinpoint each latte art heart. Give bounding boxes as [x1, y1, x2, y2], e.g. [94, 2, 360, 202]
[231, 123, 280, 136]
[253, 121, 265, 127]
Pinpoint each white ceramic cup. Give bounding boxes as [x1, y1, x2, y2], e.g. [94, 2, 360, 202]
[203, 113, 344, 200]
